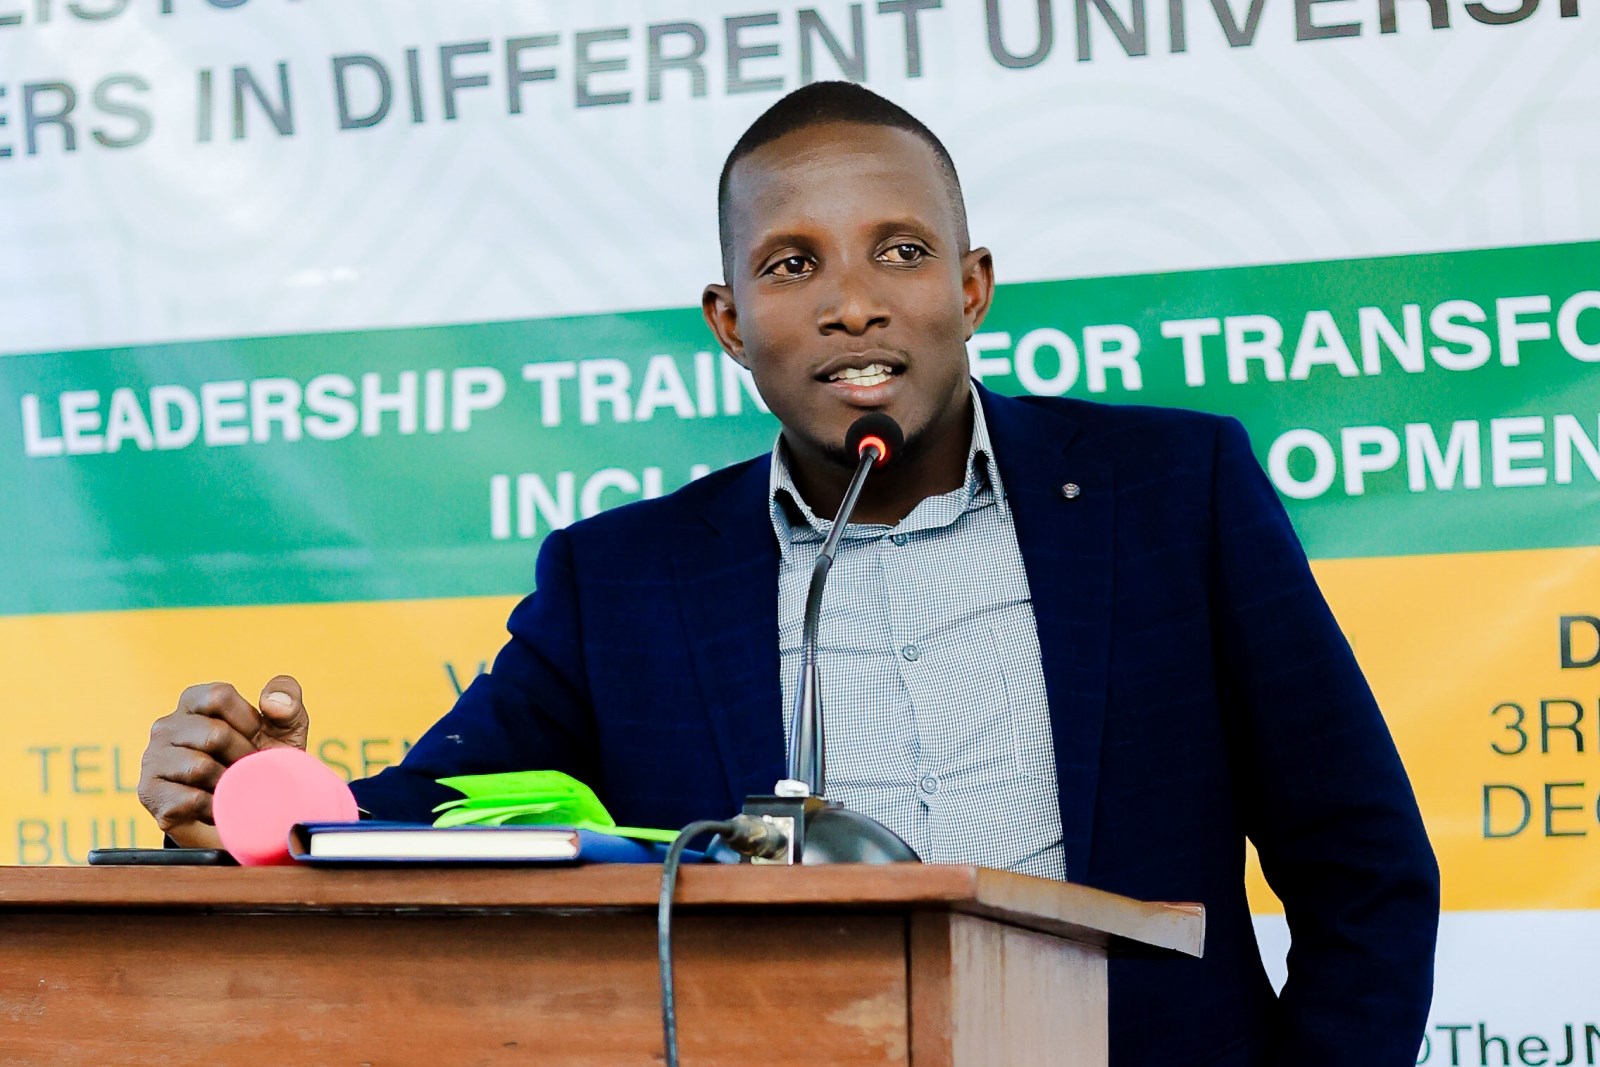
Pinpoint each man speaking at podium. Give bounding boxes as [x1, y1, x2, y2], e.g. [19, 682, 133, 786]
[138, 82, 1438, 1065]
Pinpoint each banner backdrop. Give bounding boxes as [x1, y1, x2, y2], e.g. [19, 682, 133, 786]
[3, 2, 1597, 1058]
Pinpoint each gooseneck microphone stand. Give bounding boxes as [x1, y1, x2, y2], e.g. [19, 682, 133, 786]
[787, 415, 887, 801]
[750, 411, 922, 865]
[658, 413, 920, 1067]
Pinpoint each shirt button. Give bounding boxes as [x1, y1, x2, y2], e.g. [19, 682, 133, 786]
[920, 775, 939, 796]
[901, 643, 921, 662]
[890, 533, 908, 546]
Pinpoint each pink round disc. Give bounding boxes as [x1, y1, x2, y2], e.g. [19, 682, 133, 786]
[213, 747, 358, 866]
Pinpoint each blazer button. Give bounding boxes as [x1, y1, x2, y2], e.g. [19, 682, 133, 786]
[1060, 482, 1081, 499]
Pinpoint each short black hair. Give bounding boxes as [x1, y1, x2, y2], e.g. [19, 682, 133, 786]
[716, 81, 970, 280]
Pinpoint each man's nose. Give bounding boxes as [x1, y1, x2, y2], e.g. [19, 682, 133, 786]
[817, 263, 890, 336]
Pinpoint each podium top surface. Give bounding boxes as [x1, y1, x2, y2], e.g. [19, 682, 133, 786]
[0, 863, 1202, 957]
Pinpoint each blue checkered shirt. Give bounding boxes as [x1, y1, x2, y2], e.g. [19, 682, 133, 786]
[770, 388, 1067, 880]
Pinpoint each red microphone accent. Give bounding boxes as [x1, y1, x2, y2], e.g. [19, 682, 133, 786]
[857, 434, 890, 467]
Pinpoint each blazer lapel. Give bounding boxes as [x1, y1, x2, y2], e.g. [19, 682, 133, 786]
[981, 387, 1115, 882]
[672, 457, 789, 805]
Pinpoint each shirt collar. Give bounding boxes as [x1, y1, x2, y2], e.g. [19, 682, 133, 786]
[768, 381, 1006, 546]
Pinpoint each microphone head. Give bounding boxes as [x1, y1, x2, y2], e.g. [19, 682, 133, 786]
[845, 413, 904, 469]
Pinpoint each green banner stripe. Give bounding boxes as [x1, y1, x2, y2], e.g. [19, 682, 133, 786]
[2, 239, 1596, 615]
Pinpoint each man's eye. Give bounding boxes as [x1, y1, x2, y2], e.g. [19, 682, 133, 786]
[767, 255, 811, 277]
[882, 243, 927, 264]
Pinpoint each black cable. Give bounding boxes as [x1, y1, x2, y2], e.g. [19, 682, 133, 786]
[659, 818, 738, 1067]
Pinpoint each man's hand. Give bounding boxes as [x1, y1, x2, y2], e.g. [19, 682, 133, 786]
[137, 675, 311, 848]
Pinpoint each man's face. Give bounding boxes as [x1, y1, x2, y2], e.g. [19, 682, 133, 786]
[704, 122, 993, 472]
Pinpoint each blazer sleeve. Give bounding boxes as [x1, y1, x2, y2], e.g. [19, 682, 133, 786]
[349, 527, 601, 822]
[1208, 416, 1440, 1066]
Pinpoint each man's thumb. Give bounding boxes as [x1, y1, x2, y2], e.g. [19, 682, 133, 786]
[260, 691, 298, 722]
[257, 676, 309, 748]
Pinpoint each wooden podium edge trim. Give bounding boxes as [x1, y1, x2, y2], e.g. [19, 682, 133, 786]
[969, 868, 1205, 958]
[0, 864, 1204, 958]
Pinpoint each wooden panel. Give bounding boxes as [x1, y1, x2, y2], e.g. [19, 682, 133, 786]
[947, 913, 1108, 1067]
[907, 912, 955, 1067]
[0, 910, 909, 1067]
[0, 864, 1193, 1067]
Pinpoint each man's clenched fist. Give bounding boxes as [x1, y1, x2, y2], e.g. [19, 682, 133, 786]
[137, 675, 310, 848]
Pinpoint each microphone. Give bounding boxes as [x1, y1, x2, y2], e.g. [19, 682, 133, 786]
[736, 414, 920, 865]
[788, 413, 902, 796]
[845, 412, 903, 470]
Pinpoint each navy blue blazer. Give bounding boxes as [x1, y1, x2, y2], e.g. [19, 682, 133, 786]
[353, 386, 1439, 1066]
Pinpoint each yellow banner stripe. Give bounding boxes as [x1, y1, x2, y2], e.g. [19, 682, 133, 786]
[7, 545, 1597, 911]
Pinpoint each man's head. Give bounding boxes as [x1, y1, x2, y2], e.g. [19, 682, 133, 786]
[716, 82, 970, 281]
[703, 82, 993, 488]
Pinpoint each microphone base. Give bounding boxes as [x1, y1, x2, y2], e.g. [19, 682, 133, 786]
[802, 805, 922, 865]
[739, 794, 921, 866]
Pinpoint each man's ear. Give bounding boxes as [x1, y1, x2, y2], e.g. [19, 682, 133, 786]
[960, 247, 996, 339]
[702, 283, 746, 366]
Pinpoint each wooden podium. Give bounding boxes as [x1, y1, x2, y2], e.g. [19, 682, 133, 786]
[0, 864, 1201, 1066]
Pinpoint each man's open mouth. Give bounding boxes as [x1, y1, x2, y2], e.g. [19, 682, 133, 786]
[826, 363, 897, 388]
